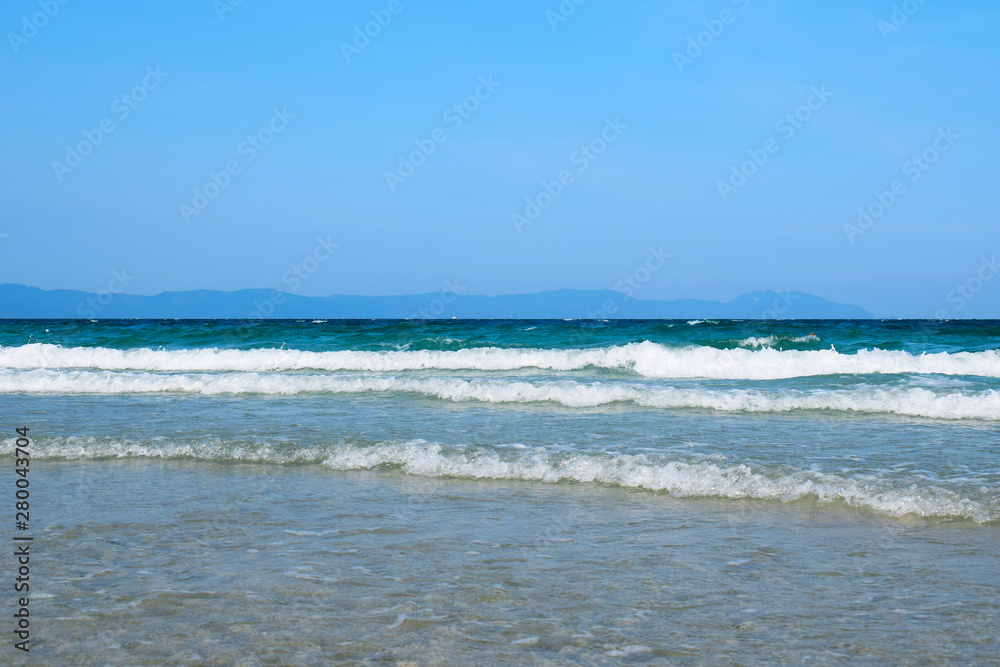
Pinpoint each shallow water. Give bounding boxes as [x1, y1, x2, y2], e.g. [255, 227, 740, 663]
[23, 461, 1000, 665]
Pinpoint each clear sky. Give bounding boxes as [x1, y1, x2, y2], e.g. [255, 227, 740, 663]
[2, 0, 998, 317]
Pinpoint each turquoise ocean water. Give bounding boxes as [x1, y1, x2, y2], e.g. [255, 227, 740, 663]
[1, 319, 998, 663]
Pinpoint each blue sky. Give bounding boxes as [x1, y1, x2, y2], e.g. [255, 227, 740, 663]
[2, 0, 998, 317]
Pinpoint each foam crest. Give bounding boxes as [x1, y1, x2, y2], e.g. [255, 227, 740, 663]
[0, 435, 332, 464]
[2, 342, 1000, 379]
[2, 370, 997, 420]
[322, 441, 995, 521]
[6, 437, 992, 522]
[737, 335, 816, 348]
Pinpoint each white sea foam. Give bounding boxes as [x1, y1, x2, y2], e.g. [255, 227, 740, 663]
[323, 441, 998, 522]
[737, 335, 816, 348]
[2, 370, 997, 420]
[7, 436, 992, 521]
[0, 435, 331, 464]
[2, 343, 999, 379]
[323, 442, 996, 522]
[738, 336, 777, 348]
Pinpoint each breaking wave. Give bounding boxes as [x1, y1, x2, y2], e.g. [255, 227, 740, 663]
[2, 343, 999, 380]
[2, 370, 998, 420]
[5, 436, 993, 522]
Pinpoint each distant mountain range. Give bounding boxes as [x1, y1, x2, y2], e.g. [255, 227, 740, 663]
[0, 284, 873, 319]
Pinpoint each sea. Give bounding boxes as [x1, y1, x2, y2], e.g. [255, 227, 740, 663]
[1, 318, 998, 664]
